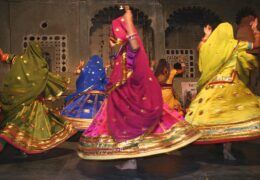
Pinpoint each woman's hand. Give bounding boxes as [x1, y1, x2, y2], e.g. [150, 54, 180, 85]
[74, 60, 85, 74]
[251, 18, 259, 33]
[78, 60, 84, 69]
[203, 25, 212, 37]
[124, 5, 133, 24]
[150, 60, 156, 67]
[105, 64, 111, 71]
[251, 18, 260, 49]
[109, 39, 116, 48]
[123, 5, 139, 50]
[197, 24, 212, 50]
[176, 55, 186, 75]
[178, 55, 187, 63]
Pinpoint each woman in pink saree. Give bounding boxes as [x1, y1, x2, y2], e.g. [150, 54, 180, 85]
[78, 6, 201, 160]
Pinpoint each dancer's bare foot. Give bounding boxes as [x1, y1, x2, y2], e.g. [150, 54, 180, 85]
[15, 151, 28, 159]
[115, 159, 137, 170]
[223, 143, 236, 160]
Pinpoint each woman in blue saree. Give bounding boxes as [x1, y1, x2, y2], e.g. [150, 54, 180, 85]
[61, 55, 107, 130]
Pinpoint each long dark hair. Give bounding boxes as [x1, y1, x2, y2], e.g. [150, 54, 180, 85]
[174, 62, 183, 78]
[154, 59, 170, 82]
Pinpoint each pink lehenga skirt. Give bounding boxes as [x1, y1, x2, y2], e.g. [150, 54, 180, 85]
[78, 99, 201, 160]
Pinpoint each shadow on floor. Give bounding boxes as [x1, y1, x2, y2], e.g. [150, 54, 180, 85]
[1, 139, 260, 179]
[77, 154, 201, 179]
[181, 141, 260, 166]
[0, 144, 75, 164]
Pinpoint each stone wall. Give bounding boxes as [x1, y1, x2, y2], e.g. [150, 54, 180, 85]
[0, 0, 259, 93]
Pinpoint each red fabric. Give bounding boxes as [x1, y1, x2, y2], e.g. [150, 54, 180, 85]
[106, 17, 163, 142]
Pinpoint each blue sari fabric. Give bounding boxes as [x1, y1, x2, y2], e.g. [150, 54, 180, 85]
[61, 55, 107, 128]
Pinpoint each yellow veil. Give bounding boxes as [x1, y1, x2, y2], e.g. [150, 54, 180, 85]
[197, 22, 258, 91]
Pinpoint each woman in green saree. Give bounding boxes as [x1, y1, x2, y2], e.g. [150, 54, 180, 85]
[0, 42, 76, 154]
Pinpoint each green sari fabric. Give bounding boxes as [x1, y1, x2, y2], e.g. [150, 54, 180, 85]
[1, 42, 67, 112]
[0, 42, 75, 154]
[198, 22, 258, 91]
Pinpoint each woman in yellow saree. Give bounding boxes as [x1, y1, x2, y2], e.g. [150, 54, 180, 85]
[185, 19, 260, 159]
[155, 58, 185, 114]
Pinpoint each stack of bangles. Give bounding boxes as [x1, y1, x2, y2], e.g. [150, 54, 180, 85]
[127, 33, 137, 40]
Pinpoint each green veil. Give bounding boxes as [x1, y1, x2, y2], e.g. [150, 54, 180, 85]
[0, 42, 67, 113]
[197, 22, 258, 91]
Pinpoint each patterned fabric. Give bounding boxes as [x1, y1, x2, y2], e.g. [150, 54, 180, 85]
[159, 69, 184, 114]
[197, 23, 257, 91]
[0, 42, 76, 154]
[186, 23, 260, 144]
[61, 55, 107, 130]
[78, 16, 201, 160]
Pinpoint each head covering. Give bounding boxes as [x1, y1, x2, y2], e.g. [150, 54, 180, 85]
[1, 42, 68, 112]
[197, 22, 257, 90]
[65, 55, 107, 103]
[106, 16, 163, 142]
[76, 55, 106, 93]
[1, 42, 48, 112]
[107, 16, 149, 90]
[111, 17, 128, 42]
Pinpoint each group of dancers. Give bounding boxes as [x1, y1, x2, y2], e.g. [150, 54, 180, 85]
[0, 6, 259, 168]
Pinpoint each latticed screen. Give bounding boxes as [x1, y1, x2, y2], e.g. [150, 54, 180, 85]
[23, 35, 68, 72]
[165, 49, 196, 78]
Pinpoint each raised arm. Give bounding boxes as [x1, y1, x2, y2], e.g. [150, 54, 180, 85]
[0, 48, 15, 64]
[197, 25, 212, 50]
[176, 63, 186, 74]
[175, 55, 186, 75]
[251, 18, 260, 49]
[74, 60, 85, 74]
[124, 6, 139, 51]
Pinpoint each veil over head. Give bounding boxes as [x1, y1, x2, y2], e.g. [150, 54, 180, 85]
[105, 16, 163, 142]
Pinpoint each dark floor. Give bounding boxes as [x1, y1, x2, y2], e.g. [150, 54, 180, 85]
[0, 133, 260, 180]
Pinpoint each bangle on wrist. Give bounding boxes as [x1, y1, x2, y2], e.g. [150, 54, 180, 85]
[126, 33, 136, 37]
[127, 33, 136, 40]
[128, 36, 137, 41]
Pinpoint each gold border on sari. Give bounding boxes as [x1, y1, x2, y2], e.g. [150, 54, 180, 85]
[0, 122, 76, 154]
[63, 116, 93, 130]
[77, 121, 202, 160]
[194, 116, 260, 143]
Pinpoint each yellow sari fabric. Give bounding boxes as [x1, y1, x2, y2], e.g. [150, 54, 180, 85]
[161, 69, 183, 114]
[185, 23, 260, 144]
[197, 23, 257, 91]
